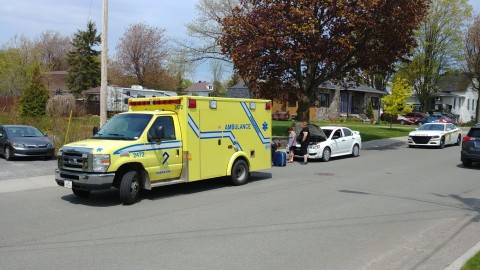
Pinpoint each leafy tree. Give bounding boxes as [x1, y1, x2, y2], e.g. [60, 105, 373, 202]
[397, 0, 472, 112]
[116, 23, 169, 87]
[20, 65, 49, 116]
[220, 0, 429, 121]
[0, 36, 36, 96]
[67, 21, 101, 95]
[382, 77, 413, 128]
[226, 71, 240, 88]
[465, 14, 480, 123]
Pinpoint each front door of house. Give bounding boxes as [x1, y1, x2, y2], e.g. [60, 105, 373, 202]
[340, 92, 354, 114]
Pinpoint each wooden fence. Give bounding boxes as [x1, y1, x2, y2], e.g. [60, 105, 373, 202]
[0, 96, 20, 112]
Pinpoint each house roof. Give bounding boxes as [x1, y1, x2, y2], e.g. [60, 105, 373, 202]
[83, 86, 100, 95]
[437, 73, 471, 93]
[43, 71, 69, 92]
[319, 81, 387, 95]
[184, 81, 213, 93]
[226, 82, 251, 98]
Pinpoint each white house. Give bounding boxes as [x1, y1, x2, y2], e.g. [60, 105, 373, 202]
[184, 81, 213, 96]
[436, 73, 477, 123]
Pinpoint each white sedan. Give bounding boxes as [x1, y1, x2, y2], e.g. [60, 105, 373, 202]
[294, 125, 362, 162]
[407, 123, 461, 149]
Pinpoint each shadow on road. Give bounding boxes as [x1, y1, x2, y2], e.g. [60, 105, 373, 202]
[61, 171, 273, 207]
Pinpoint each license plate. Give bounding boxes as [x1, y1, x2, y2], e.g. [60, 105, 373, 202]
[64, 180, 72, 189]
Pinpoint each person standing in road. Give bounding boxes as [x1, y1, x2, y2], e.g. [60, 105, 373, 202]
[299, 121, 310, 165]
[287, 126, 296, 163]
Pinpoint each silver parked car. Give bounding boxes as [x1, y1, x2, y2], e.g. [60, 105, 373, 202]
[0, 125, 55, 160]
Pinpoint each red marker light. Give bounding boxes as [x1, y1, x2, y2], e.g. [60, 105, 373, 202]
[265, 102, 271, 110]
[188, 99, 197, 108]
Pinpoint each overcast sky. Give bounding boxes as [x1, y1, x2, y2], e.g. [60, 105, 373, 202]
[1, 0, 479, 82]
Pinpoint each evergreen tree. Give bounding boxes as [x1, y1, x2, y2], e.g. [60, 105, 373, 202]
[20, 65, 49, 116]
[67, 21, 101, 95]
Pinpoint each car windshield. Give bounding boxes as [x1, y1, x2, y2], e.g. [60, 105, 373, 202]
[93, 114, 152, 140]
[418, 124, 445, 131]
[6, 126, 44, 137]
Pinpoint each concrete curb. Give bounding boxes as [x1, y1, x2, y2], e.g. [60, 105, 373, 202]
[445, 241, 480, 269]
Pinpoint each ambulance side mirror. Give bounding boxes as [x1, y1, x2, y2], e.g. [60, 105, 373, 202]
[153, 126, 165, 144]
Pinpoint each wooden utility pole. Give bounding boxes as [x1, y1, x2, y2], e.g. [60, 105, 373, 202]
[100, 0, 108, 127]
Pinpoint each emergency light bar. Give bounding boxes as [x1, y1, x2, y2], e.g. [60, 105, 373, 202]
[129, 98, 181, 106]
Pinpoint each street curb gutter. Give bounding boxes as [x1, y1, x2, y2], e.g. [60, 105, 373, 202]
[445, 241, 480, 270]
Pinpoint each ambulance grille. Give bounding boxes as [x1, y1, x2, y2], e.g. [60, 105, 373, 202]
[59, 151, 88, 171]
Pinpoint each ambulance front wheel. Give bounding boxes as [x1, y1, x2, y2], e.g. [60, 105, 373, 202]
[119, 171, 141, 205]
[230, 159, 249, 186]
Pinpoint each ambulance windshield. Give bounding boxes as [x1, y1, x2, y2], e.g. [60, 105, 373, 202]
[93, 114, 153, 140]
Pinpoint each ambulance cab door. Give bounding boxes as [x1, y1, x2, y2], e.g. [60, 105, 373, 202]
[145, 115, 183, 181]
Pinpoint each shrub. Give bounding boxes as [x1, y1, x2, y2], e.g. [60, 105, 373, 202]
[46, 94, 76, 117]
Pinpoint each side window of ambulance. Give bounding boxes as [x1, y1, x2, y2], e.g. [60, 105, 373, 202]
[148, 116, 176, 140]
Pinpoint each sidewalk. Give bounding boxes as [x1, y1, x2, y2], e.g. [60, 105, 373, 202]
[0, 174, 57, 194]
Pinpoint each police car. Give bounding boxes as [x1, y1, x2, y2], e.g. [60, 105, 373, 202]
[408, 123, 461, 149]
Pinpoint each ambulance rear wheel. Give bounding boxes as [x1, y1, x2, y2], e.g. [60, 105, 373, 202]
[119, 171, 141, 205]
[230, 160, 249, 186]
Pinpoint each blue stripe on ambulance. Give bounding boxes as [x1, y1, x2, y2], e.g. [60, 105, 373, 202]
[240, 102, 271, 145]
[187, 114, 243, 151]
[113, 141, 182, 155]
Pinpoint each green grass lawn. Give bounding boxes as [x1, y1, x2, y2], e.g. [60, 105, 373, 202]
[272, 120, 415, 142]
[462, 252, 480, 270]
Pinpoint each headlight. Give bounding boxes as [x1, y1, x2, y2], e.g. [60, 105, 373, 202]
[309, 144, 321, 149]
[12, 142, 25, 148]
[47, 143, 54, 148]
[432, 135, 440, 139]
[93, 154, 110, 172]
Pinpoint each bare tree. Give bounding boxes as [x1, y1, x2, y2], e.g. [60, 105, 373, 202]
[465, 14, 480, 123]
[210, 59, 225, 96]
[178, 0, 238, 63]
[35, 30, 72, 71]
[115, 23, 169, 86]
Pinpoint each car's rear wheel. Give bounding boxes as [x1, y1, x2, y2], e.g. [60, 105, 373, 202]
[462, 159, 473, 167]
[455, 135, 461, 146]
[351, 144, 360, 157]
[400, 120, 405, 125]
[322, 147, 331, 162]
[417, 122, 423, 127]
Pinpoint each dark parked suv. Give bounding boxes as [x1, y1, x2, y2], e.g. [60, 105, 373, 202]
[461, 125, 480, 167]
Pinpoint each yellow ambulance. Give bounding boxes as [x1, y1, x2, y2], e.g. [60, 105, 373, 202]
[55, 96, 272, 204]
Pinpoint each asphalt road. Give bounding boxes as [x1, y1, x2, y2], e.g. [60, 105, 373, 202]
[1, 140, 480, 270]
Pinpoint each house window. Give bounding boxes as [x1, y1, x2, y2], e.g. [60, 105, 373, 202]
[472, 99, 475, 111]
[468, 99, 470, 110]
[371, 97, 379, 109]
[318, 93, 330, 107]
[453, 98, 456, 109]
[288, 93, 296, 107]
